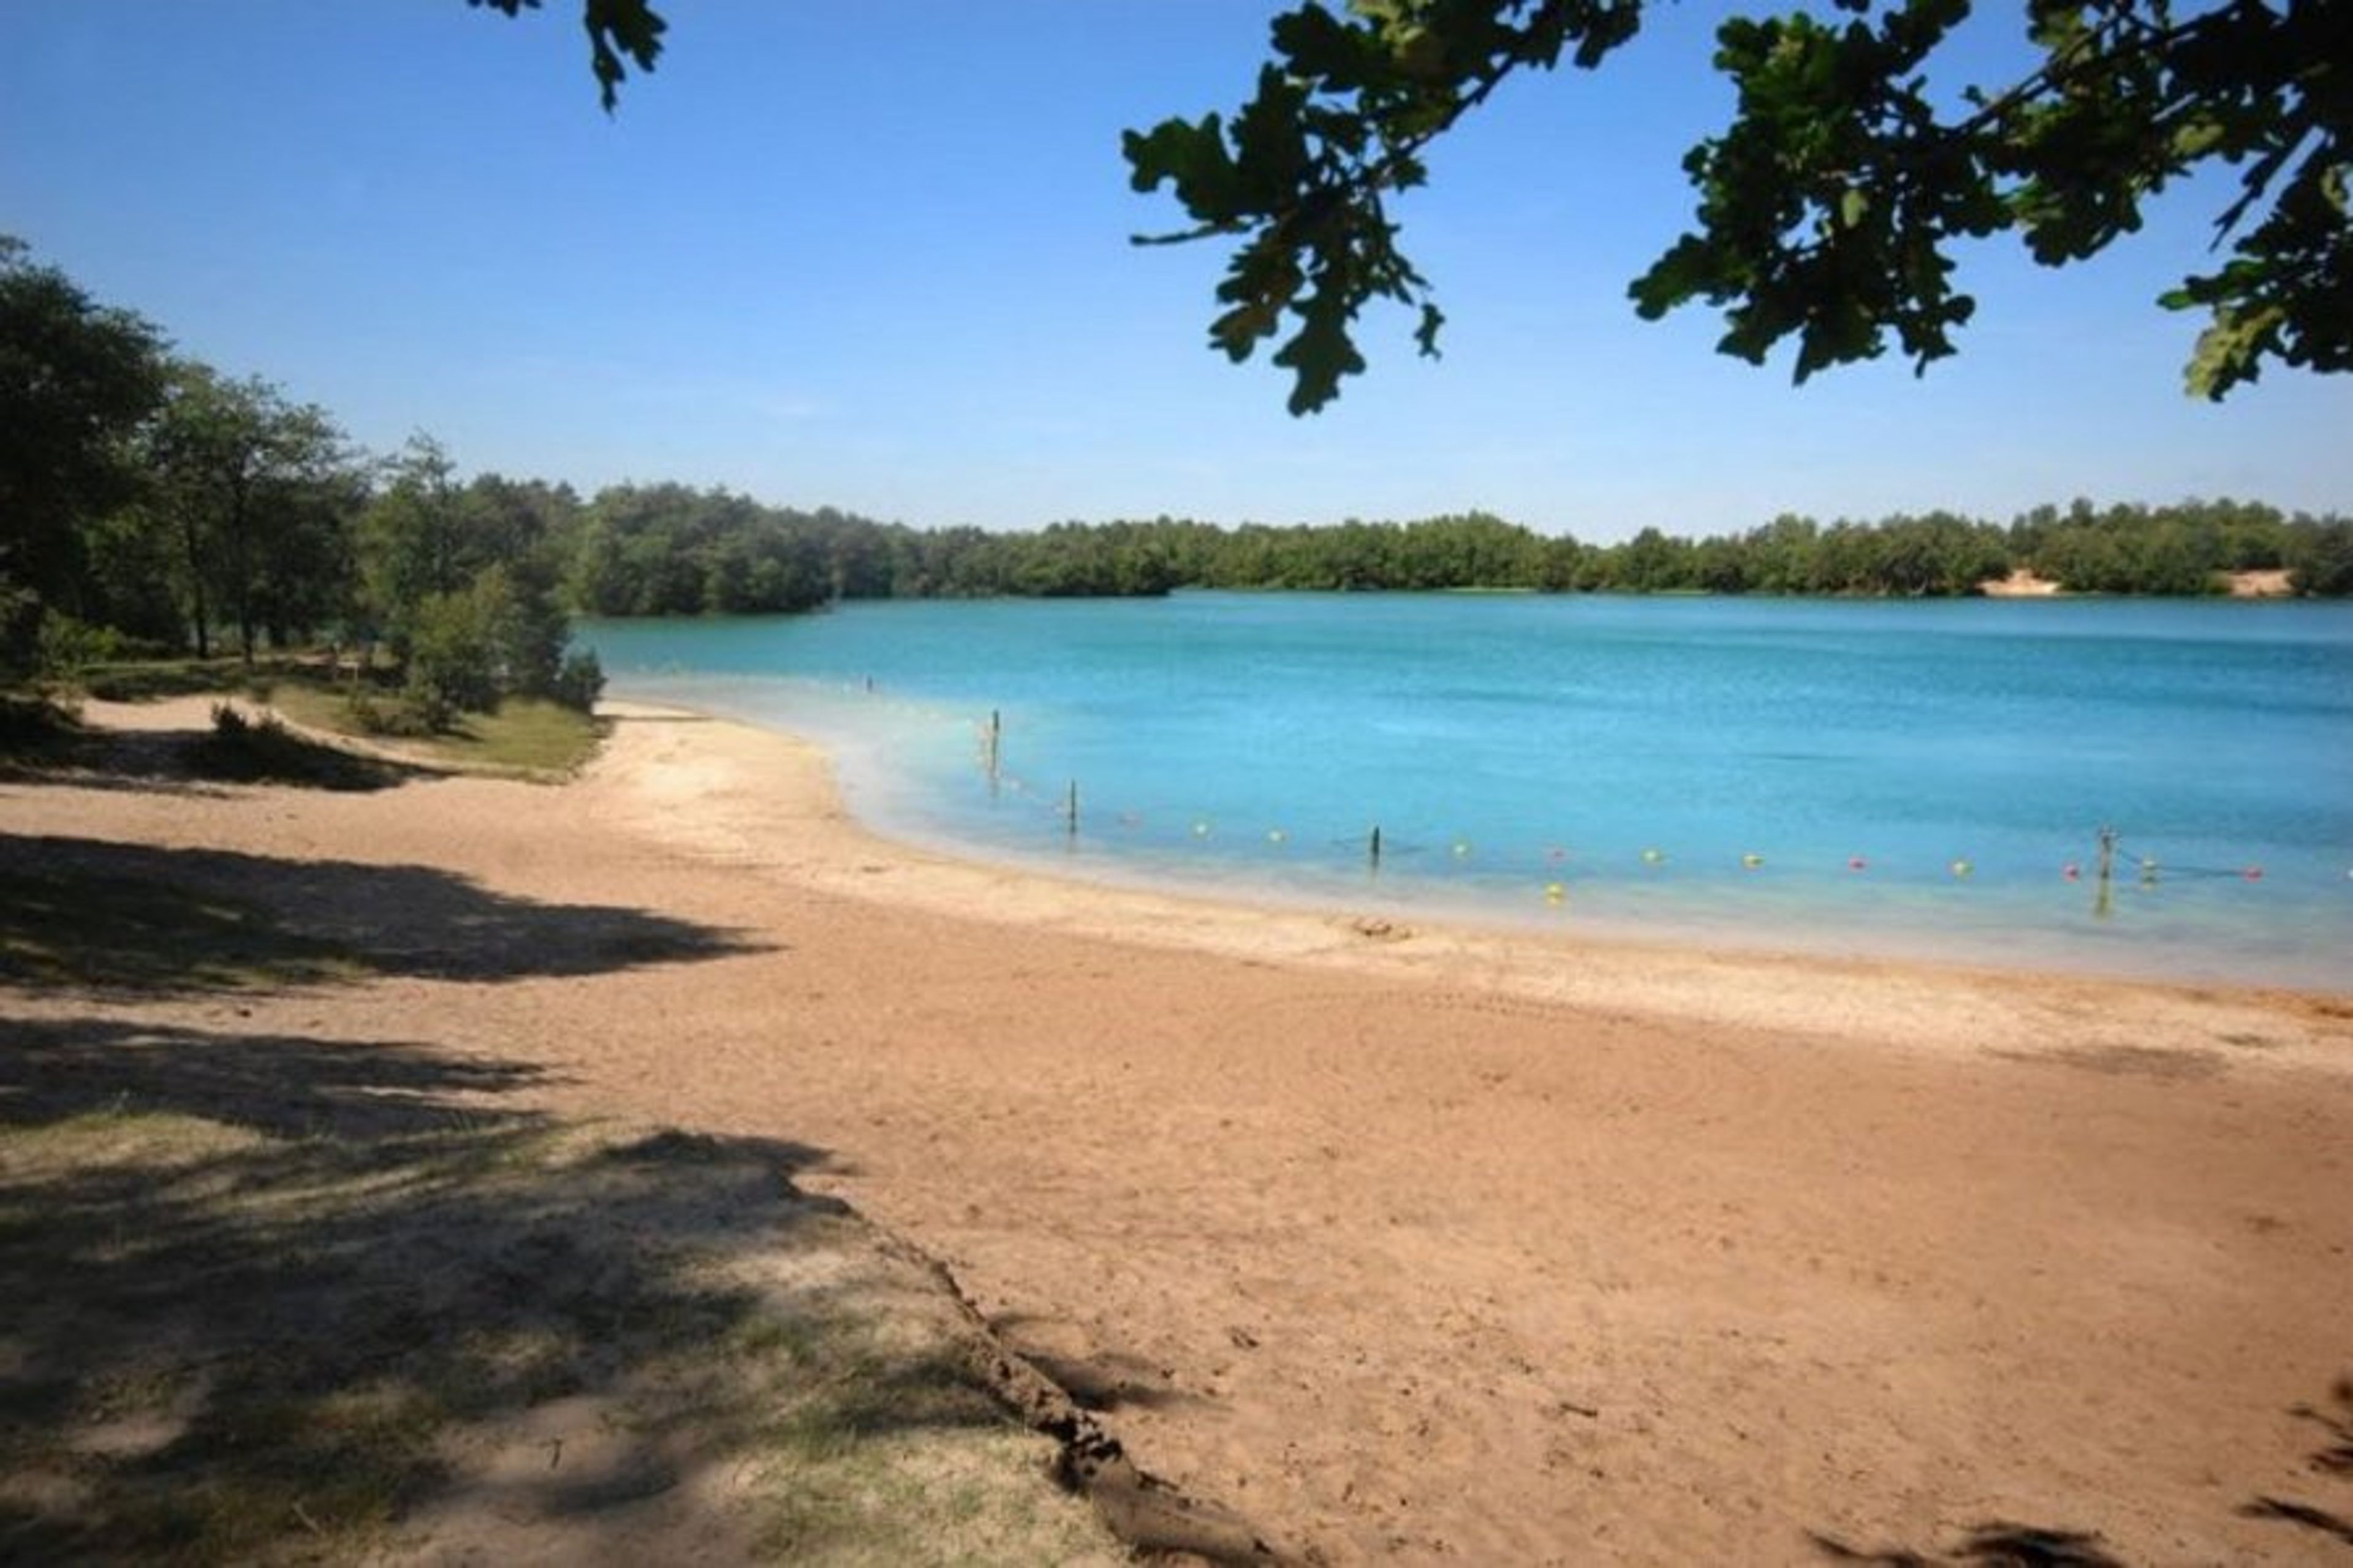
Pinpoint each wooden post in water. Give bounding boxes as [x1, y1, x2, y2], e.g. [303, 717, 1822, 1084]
[1066, 779, 1079, 844]
[1368, 824, 1383, 877]
[986, 708, 1002, 794]
[2093, 824, 2116, 920]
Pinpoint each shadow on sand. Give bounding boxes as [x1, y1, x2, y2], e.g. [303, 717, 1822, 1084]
[2237, 1374, 2353, 1548]
[1807, 1376, 2353, 1562]
[1, 707, 422, 795]
[0, 762, 1278, 1562]
[0, 833, 769, 992]
[1808, 1521, 2123, 1566]
[0, 1014, 1133, 1562]
[983, 1311, 1208, 1417]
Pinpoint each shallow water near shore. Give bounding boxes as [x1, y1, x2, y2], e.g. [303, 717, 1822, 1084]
[583, 593, 2353, 990]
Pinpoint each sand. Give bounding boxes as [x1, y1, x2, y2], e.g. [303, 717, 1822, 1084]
[1979, 568, 2298, 599]
[7, 695, 2352, 1564]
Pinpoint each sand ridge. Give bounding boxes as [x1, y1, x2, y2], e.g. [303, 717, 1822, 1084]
[7, 695, 2351, 1564]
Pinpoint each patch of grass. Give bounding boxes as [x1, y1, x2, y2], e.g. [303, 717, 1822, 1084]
[31, 651, 601, 779]
[74, 658, 255, 703]
[72, 656, 320, 704]
[183, 703, 409, 791]
[0, 1097, 1127, 1566]
[423, 697, 607, 775]
[271, 683, 605, 778]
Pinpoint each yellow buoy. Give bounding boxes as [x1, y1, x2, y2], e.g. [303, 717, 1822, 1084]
[1543, 882, 1566, 905]
[1950, 858, 1973, 878]
[1267, 828, 1287, 844]
[1741, 852, 1765, 870]
[1641, 847, 1665, 865]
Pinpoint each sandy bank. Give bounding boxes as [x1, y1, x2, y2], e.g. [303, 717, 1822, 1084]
[1979, 567, 2300, 598]
[591, 700, 2347, 1073]
[7, 696, 2351, 1563]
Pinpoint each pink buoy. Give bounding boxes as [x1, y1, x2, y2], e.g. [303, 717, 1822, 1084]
[1847, 856, 1867, 871]
[2243, 865, 2264, 881]
[2063, 862, 2081, 881]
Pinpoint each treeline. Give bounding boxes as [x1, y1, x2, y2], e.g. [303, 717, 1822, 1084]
[3, 240, 599, 729]
[1573, 499, 2352, 597]
[561, 494, 2353, 610]
[10, 240, 2349, 709]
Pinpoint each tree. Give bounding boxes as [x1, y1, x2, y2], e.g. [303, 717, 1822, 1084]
[358, 439, 578, 711]
[468, 0, 665, 110]
[2287, 517, 2353, 594]
[1120, 0, 2349, 412]
[357, 436, 478, 661]
[142, 364, 354, 662]
[403, 564, 556, 720]
[503, 3, 2343, 414]
[0, 237, 169, 668]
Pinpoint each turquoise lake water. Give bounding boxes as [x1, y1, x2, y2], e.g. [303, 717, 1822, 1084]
[582, 594, 2353, 990]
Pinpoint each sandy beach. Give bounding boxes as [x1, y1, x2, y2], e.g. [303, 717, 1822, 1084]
[7, 696, 2351, 1564]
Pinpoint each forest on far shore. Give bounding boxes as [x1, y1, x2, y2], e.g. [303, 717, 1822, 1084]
[11, 237, 2351, 721]
[555, 490, 2351, 614]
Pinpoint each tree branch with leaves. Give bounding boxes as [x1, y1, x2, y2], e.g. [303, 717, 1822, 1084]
[1123, 0, 2350, 411]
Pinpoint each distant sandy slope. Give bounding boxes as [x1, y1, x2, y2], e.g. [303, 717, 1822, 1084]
[9, 697, 2351, 1564]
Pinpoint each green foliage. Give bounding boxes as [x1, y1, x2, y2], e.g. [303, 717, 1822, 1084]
[2015, 497, 2269, 593]
[2286, 518, 2353, 596]
[33, 614, 135, 679]
[404, 574, 510, 721]
[352, 443, 578, 718]
[344, 687, 444, 740]
[355, 436, 472, 661]
[547, 490, 2348, 607]
[142, 363, 358, 663]
[0, 237, 170, 671]
[184, 701, 405, 789]
[1125, 3, 1637, 413]
[551, 648, 605, 713]
[72, 657, 259, 703]
[326, 686, 603, 773]
[6, 248, 600, 702]
[467, 0, 667, 110]
[387, 559, 572, 727]
[1628, 1, 2004, 382]
[1126, 1, 2351, 411]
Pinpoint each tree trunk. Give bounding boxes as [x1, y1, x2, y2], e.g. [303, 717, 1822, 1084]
[227, 473, 255, 667]
[178, 511, 209, 660]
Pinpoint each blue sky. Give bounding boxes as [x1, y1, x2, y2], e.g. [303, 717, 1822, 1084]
[5, 2, 2344, 543]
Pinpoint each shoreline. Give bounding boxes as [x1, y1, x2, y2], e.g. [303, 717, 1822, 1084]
[840, 805, 2347, 997]
[599, 697, 2353, 1068]
[12, 694, 2352, 1562]
[609, 651, 2352, 999]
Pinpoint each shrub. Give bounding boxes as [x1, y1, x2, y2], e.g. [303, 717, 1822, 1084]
[552, 648, 605, 713]
[192, 702, 301, 778]
[210, 700, 253, 741]
[35, 613, 132, 678]
[347, 687, 444, 738]
[403, 586, 500, 718]
[0, 576, 39, 680]
[0, 692, 81, 750]
[209, 702, 296, 748]
[2289, 521, 2353, 597]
